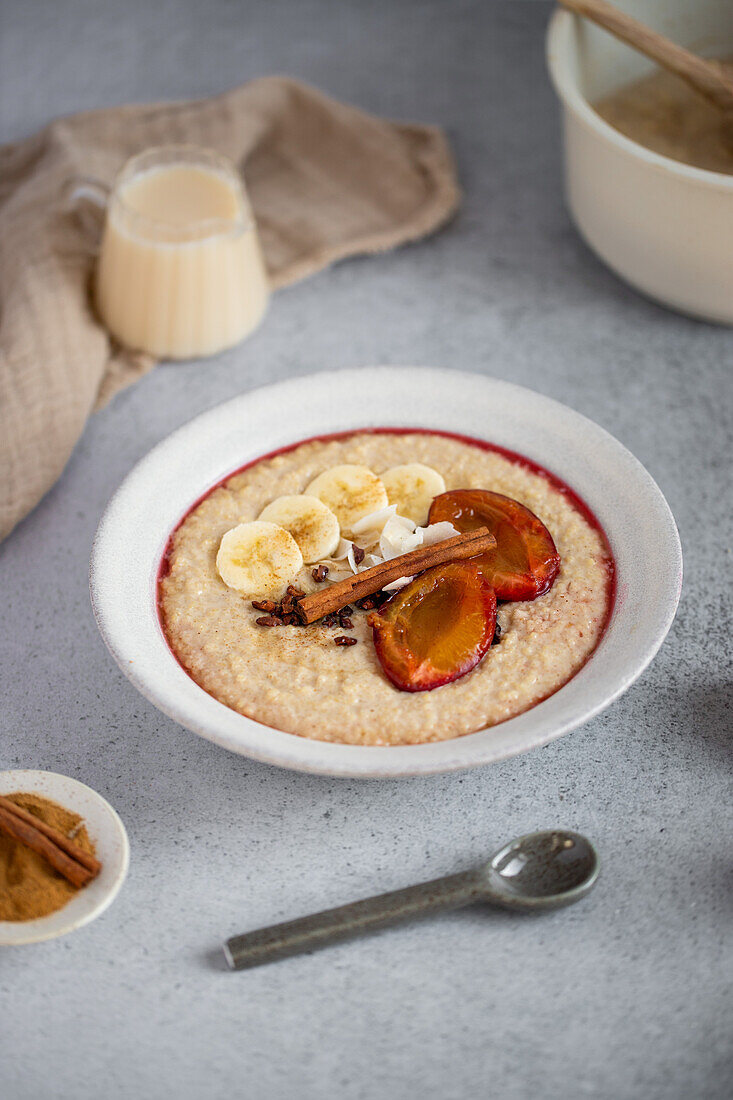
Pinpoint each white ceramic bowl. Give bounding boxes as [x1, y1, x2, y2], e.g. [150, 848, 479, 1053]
[90, 367, 682, 778]
[547, 0, 733, 325]
[0, 770, 129, 945]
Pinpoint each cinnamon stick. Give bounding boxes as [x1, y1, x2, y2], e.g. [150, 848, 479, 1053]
[0, 794, 101, 873]
[296, 527, 495, 624]
[0, 797, 100, 889]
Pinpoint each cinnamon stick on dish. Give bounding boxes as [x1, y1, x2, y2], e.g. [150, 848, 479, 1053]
[296, 527, 496, 625]
[0, 794, 101, 889]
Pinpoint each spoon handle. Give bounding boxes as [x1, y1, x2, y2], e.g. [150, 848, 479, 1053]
[223, 870, 483, 971]
[558, 0, 733, 113]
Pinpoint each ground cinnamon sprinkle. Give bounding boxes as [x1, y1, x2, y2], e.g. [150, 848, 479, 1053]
[0, 792, 96, 922]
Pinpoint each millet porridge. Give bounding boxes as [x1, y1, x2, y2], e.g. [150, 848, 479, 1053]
[159, 431, 613, 745]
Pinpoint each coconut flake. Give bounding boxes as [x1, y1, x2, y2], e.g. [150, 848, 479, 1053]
[379, 522, 460, 592]
[379, 514, 421, 561]
[416, 521, 460, 546]
[382, 575, 414, 592]
[351, 504, 397, 536]
[326, 517, 455, 580]
[331, 538, 354, 561]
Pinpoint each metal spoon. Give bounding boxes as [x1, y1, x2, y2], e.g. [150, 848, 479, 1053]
[223, 829, 599, 971]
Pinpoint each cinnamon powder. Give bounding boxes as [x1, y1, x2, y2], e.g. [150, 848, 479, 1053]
[0, 792, 96, 921]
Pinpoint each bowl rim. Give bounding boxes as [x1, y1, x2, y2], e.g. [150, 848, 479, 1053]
[0, 770, 129, 945]
[546, 8, 733, 192]
[90, 366, 682, 778]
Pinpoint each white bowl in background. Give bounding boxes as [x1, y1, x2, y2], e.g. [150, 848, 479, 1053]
[547, 0, 733, 325]
[0, 770, 129, 945]
[90, 367, 682, 778]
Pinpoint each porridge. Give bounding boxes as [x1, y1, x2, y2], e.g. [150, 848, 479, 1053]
[595, 58, 733, 176]
[159, 431, 614, 745]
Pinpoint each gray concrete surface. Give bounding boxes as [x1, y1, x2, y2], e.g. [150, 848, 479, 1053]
[1, 2, 731, 1098]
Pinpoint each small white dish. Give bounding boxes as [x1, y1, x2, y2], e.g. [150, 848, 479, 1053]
[0, 770, 129, 945]
[90, 366, 682, 778]
[547, 0, 733, 325]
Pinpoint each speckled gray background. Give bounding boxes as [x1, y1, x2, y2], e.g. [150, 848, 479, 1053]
[1, 1, 731, 1098]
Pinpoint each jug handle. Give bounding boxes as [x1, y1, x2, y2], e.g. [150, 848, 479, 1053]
[65, 176, 110, 249]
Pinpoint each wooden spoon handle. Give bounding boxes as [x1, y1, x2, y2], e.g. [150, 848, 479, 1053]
[558, 0, 733, 113]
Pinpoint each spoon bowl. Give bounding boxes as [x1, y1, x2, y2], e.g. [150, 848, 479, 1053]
[482, 829, 600, 912]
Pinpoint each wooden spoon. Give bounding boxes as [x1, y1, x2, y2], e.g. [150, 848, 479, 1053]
[558, 0, 733, 115]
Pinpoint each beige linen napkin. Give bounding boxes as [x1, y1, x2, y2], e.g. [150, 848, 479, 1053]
[0, 77, 459, 540]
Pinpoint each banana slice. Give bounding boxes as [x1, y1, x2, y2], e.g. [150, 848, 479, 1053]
[216, 521, 303, 596]
[305, 465, 388, 537]
[258, 495, 340, 563]
[380, 464, 446, 525]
